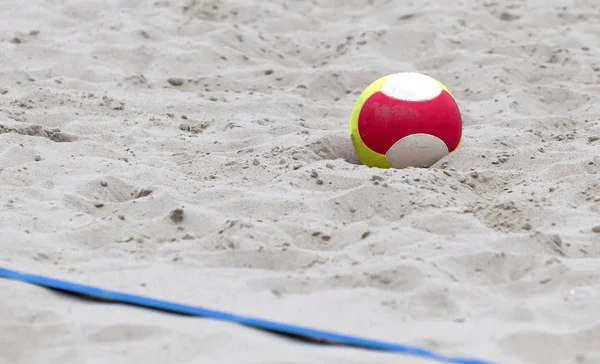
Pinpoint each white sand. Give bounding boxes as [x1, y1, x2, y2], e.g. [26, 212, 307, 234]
[1, 1, 600, 363]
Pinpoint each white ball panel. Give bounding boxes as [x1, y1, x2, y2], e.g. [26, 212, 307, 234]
[380, 72, 442, 102]
[385, 133, 449, 169]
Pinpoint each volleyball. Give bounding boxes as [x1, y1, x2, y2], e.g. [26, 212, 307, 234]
[349, 72, 462, 169]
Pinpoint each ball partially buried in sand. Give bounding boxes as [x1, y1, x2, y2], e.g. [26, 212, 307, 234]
[349, 72, 462, 169]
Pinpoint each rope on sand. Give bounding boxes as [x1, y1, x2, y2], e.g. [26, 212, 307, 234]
[0, 266, 496, 364]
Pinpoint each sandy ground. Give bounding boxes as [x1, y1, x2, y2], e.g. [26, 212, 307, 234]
[1, 1, 600, 363]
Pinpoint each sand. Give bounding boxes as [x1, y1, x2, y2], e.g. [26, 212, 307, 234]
[1, 0, 600, 363]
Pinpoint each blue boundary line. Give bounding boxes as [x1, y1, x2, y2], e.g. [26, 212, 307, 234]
[0, 266, 496, 364]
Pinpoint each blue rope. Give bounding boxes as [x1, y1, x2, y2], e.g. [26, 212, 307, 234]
[0, 266, 496, 364]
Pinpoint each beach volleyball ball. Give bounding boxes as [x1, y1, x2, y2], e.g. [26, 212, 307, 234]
[349, 72, 462, 169]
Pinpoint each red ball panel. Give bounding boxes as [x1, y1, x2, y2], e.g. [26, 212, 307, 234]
[357, 90, 462, 154]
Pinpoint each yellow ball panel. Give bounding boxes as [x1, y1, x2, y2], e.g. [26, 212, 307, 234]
[349, 75, 391, 168]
